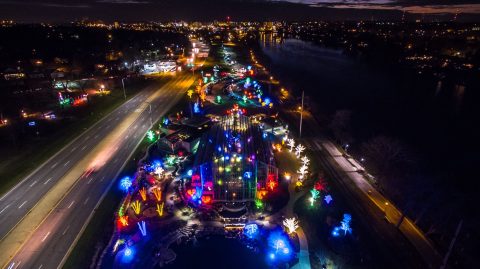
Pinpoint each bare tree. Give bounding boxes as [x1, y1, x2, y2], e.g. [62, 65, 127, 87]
[329, 109, 353, 145]
[361, 135, 411, 175]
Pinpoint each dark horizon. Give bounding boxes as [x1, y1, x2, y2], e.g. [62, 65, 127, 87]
[1, 0, 479, 23]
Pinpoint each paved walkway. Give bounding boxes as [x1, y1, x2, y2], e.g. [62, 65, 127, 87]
[284, 181, 311, 269]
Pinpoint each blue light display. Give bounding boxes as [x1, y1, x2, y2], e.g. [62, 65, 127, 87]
[244, 223, 259, 239]
[119, 177, 132, 192]
[332, 213, 352, 237]
[266, 230, 293, 263]
[120, 246, 135, 263]
[137, 221, 147, 237]
[193, 102, 200, 114]
[324, 194, 333, 204]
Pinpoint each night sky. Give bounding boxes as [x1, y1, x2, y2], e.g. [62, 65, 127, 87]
[0, 0, 479, 22]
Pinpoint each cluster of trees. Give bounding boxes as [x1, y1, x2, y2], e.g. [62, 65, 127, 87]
[329, 109, 476, 268]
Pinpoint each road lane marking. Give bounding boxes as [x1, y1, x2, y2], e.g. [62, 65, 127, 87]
[0, 184, 19, 201]
[70, 146, 77, 152]
[64, 161, 70, 167]
[0, 204, 11, 215]
[100, 176, 105, 182]
[83, 197, 90, 205]
[18, 201, 27, 209]
[44, 177, 53, 185]
[87, 178, 94, 184]
[29, 180, 38, 188]
[94, 134, 99, 139]
[41, 231, 50, 242]
[67, 201, 75, 209]
[51, 162, 58, 168]
[7, 261, 20, 269]
[113, 158, 118, 164]
[81, 145, 87, 151]
[38, 265, 43, 269]
[62, 226, 70, 236]
[84, 135, 90, 140]
[134, 124, 138, 129]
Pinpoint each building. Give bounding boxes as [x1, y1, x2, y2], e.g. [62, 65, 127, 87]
[189, 111, 278, 207]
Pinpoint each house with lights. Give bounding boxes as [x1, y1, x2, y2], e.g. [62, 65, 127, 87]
[187, 110, 278, 209]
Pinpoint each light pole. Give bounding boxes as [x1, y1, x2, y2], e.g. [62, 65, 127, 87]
[299, 90, 304, 138]
[144, 101, 153, 126]
[121, 78, 127, 100]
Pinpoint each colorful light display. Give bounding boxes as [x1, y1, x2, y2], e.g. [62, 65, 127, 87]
[267, 177, 278, 191]
[137, 221, 147, 236]
[156, 202, 164, 217]
[119, 177, 132, 192]
[324, 194, 333, 204]
[131, 200, 141, 215]
[186, 188, 196, 197]
[297, 164, 308, 180]
[152, 188, 162, 202]
[120, 246, 135, 264]
[301, 156, 310, 166]
[146, 130, 155, 141]
[332, 213, 352, 237]
[314, 179, 327, 192]
[201, 195, 212, 204]
[267, 230, 293, 262]
[255, 198, 264, 209]
[295, 144, 305, 158]
[119, 216, 129, 227]
[139, 187, 147, 201]
[287, 138, 295, 152]
[283, 217, 299, 234]
[244, 223, 259, 239]
[193, 102, 200, 114]
[113, 239, 125, 252]
[309, 189, 320, 207]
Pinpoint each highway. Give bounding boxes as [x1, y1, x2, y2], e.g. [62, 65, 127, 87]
[0, 74, 194, 269]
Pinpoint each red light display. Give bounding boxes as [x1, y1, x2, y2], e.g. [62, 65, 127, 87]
[186, 188, 196, 197]
[201, 195, 212, 204]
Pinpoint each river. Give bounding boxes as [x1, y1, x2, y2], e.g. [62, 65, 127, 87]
[259, 33, 478, 190]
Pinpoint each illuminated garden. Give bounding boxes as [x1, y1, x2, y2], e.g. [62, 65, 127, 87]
[98, 44, 367, 269]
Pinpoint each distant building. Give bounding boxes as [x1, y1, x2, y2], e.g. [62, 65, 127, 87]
[142, 61, 177, 74]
